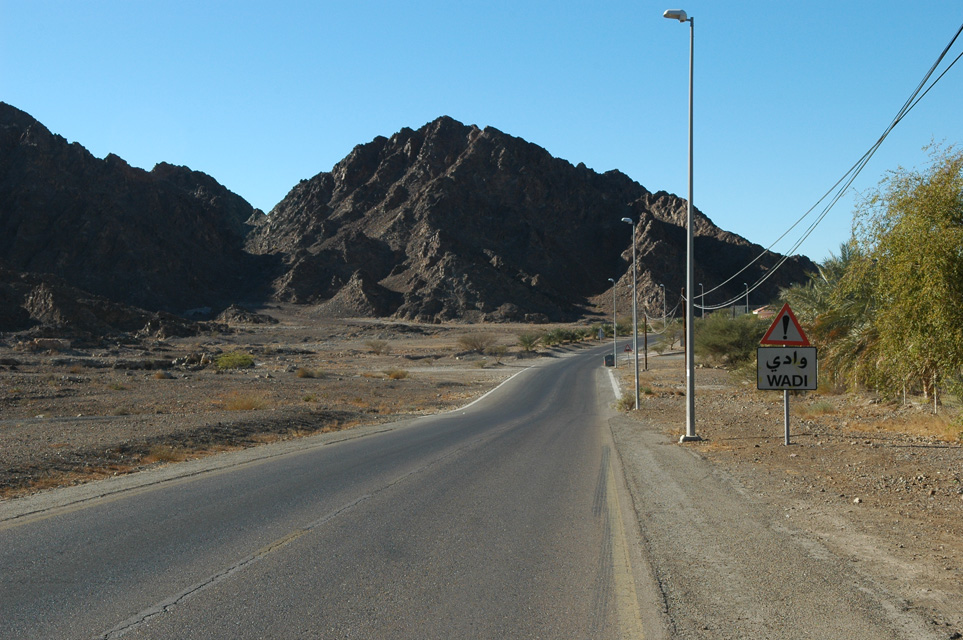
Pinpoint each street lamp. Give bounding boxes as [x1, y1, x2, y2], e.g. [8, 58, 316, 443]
[744, 282, 749, 315]
[664, 7, 699, 442]
[621, 217, 639, 410]
[699, 282, 704, 318]
[608, 277, 617, 368]
[659, 283, 666, 323]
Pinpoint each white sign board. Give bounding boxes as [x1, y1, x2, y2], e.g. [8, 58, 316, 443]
[757, 347, 817, 390]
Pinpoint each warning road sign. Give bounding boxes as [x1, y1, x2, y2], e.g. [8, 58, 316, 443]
[760, 303, 810, 346]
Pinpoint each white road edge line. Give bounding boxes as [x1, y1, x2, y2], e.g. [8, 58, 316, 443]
[606, 367, 622, 400]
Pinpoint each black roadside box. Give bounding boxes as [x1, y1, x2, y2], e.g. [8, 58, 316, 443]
[604, 354, 615, 367]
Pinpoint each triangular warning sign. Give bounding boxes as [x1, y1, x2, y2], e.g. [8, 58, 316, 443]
[760, 303, 810, 346]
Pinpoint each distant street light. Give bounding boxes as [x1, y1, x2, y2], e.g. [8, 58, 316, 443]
[744, 282, 749, 315]
[664, 7, 699, 442]
[699, 282, 704, 318]
[621, 217, 639, 410]
[659, 283, 666, 323]
[608, 277, 618, 368]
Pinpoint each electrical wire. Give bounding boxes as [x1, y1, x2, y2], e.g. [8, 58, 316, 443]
[696, 21, 963, 311]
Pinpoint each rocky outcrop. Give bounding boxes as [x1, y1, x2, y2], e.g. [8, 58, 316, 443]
[0, 263, 222, 339]
[0, 102, 274, 313]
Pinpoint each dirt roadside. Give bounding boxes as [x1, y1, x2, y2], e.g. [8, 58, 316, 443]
[0, 307, 535, 498]
[613, 352, 963, 638]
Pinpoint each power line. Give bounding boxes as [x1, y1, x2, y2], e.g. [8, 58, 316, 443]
[697, 21, 963, 311]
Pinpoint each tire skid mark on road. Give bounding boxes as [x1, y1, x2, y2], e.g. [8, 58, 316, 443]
[591, 446, 614, 634]
[591, 443, 646, 639]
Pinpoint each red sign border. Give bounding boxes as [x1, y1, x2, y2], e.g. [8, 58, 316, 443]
[760, 303, 810, 346]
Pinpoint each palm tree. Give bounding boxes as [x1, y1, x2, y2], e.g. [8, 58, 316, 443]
[780, 241, 880, 391]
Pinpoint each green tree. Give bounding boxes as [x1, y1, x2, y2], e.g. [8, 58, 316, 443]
[780, 242, 880, 392]
[693, 311, 767, 368]
[853, 145, 963, 400]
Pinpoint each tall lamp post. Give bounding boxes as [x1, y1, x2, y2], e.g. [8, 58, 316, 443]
[699, 282, 704, 318]
[744, 282, 749, 315]
[608, 277, 618, 368]
[621, 217, 639, 410]
[664, 8, 699, 442]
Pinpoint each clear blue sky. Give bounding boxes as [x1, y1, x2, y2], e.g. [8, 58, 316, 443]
[2, 1, 961, 265]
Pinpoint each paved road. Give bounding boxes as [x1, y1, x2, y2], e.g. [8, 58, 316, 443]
[0, 344, 646, 639]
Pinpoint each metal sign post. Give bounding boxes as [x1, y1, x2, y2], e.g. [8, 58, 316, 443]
[758, 304, 816, 445]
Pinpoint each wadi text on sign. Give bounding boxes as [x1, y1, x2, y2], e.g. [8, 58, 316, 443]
[757, 347, 817, 391]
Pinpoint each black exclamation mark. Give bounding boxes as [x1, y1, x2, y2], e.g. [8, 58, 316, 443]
[782, 316, 790, 340]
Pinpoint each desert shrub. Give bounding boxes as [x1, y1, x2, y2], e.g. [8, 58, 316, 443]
[153, 370, 174, 380]
[296, 368, 325, 379]
[517, 332, 542, 352]
[365, 339, 391, 355]
[458, 333, 496, 353]
[616, 394, 637, 411]
[542, 327, 587, 346]
[384, 368, 409, 380]
[216, 351, 255, 370]
[694, 311, 768, 368]
[542, 329, 566, 346]
[486, 345, 508, 363]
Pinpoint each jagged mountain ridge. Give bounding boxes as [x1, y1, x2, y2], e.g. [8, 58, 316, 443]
[248, 116, 815, 321]
[0, 103, 815, 330]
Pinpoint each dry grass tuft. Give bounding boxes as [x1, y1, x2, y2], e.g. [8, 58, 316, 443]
[218, 391, 269, 411]
[384, 368, 409, 380]
[859, 411, 962, 442]
[794, 400, 836, 419]
[142, 445, 189, 463]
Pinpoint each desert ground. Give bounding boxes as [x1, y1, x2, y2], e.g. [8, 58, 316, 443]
[1, 305, 961, 635]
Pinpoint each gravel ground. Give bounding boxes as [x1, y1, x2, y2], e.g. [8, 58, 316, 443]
[612, 352, 963, 638]
[0, 308, 529, 497]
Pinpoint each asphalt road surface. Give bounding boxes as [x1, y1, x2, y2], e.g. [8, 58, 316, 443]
[0, 345, 647, 639]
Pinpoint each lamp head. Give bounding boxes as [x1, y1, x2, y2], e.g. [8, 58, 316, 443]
[608, 278, 615, 283]
[621, 217, 633, 224]
[663, 9, 688, 22]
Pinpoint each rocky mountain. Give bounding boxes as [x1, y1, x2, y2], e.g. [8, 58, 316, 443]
[247, 116, 815, 322]
[0, 102, 273, 315]
[0, 104, 816, 331]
